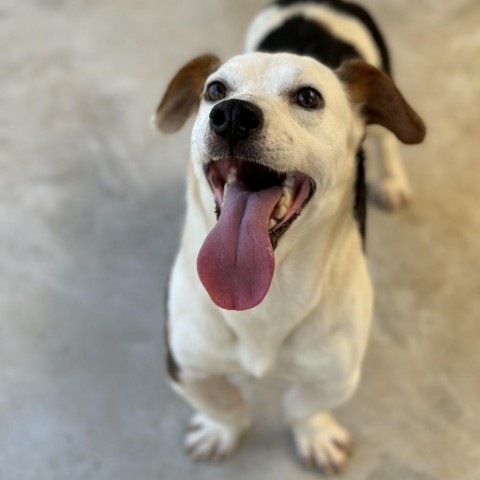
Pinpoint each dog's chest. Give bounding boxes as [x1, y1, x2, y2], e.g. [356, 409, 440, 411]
[222, 308, 351, 384]
[221, 297, 329, 379]
[226, 316, 294, 378]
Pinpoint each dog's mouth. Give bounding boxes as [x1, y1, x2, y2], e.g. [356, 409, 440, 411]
[206, 158, 314, 235]
[197, 157, 314, 311]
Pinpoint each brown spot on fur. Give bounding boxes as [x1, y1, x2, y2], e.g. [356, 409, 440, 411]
[154, 54, 221, 133]
[164, 282, 181, 383]
[337, 60, 426, 144]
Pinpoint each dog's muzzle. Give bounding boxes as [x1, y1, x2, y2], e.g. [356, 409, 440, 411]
[209, 99, 263, 145]
[198, 101, 315, 312]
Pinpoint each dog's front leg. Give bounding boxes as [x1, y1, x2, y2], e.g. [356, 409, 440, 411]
[283, 371, 360, 475]
[368, 126, 412, 211]
[171, 374, 251, 462]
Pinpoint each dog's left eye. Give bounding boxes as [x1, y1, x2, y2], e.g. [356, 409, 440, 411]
[205, 82, 227, 102]
[296, 87, 324, 109]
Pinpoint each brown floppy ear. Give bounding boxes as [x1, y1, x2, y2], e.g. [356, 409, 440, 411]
[153, 54, 221, 133]
[337, 60, 426, 144]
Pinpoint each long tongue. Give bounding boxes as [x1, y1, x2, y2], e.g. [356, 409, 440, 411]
[197, 182, 282, 311]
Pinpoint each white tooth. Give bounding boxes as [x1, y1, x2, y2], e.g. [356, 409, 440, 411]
[284, 174, 295, 188]
[280, 189, 292, 208]
[227, 167, 237, 185]
[269, 219, 277, 230]
[275, 205, 287, 220]
[223, 182, 229, 200]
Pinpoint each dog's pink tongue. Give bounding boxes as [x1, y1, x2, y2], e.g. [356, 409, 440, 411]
[197, 182, 281, 311]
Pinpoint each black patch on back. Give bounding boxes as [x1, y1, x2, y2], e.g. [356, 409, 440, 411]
[164, 280, 181, 383]
[354, 148, 367, 249]
[257, 16, 360, 69]
[271, 0, 391, 74]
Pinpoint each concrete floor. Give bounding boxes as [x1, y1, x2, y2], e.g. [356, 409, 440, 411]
[1, 0, 479, 479]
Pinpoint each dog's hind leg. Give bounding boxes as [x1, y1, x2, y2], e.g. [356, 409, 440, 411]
[368, 125, 412, 211]
[170, 374, 251, 463]
[283, 371, 360, 474]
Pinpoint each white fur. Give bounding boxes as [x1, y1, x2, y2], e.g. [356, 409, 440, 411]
[368, 126, 413, 209]
[162, 3, 411, 473]
[170, 53, 370, 379]
[167, 52, 372, 472]
[291, 412, 352, 473]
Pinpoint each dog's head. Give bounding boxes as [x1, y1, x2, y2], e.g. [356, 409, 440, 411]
[154, 52, 425, 311]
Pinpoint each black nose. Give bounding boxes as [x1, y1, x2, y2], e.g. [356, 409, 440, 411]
[209, 99, 263, 144]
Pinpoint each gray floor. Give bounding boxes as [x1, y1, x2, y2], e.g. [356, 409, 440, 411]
[1, 1, 479, 479]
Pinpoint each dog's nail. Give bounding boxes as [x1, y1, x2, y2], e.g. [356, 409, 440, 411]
[305, 449, 315, 469]
[188, 423, 202, 433]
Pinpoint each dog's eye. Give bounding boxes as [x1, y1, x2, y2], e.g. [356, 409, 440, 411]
[205, 82, 227, 102]
[296, 87, 324, 109]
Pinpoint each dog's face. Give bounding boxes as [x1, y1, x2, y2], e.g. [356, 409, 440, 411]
[191, 53, 359, 207]
[155, 53, 425, 311]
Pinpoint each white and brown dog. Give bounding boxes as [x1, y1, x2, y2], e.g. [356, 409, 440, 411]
[155, 0, 425, 474]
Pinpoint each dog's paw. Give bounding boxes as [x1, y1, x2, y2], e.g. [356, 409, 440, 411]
[184, 412, 249, 463]
[369, 178, 412, 211]
[291, 412, 352, 475]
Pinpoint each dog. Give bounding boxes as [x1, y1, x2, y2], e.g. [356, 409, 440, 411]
[154, 0, 425, 474]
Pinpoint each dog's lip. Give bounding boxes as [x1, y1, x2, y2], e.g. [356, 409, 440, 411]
[204, 157, 315, 233]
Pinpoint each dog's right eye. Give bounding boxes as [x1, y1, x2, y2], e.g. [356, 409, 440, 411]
[205, 82, 227, 102]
